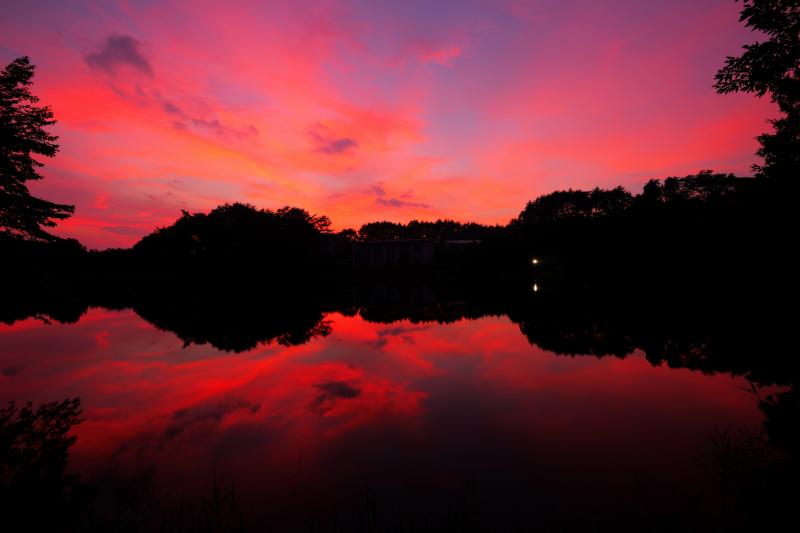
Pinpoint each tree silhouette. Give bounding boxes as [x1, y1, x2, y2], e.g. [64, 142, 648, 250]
[131, 202, 332, 274]
[715, 0, 800, 180]
[358, 219, 497, 242]
[0, 57, 73, 240]
[516, 186, 633, 224]
[1, 398, 90, 531]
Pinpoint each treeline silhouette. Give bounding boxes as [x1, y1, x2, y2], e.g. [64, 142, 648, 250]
[356, 219, 502, 242]
[105, 203, 333, 276]
[495, 171, 794, 283]
[2, 277, 797, 532]
[3, 2, 799, 529]
[3, 170, 795, 288]
[2, 272, 795, 389]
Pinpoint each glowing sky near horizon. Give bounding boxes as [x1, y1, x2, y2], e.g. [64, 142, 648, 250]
[1, 0, 776, 248]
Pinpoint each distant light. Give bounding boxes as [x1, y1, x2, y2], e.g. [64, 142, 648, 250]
[532, 283, 539, 292]
[531, 258, 539, 265]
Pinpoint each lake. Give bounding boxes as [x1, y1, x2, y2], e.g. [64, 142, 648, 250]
[1, 288, 787, 530]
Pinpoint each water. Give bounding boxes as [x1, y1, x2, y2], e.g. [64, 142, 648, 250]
[1, 298, 780, 529]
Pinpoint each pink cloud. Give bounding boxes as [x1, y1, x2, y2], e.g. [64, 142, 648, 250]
[414, 43, 464, 66]
[0, 0, 776, 248]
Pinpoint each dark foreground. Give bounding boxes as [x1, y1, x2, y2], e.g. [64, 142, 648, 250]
[1, 266, 798, 532]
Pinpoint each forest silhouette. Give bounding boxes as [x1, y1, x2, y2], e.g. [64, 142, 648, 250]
[2, 0, 799, 290]
[2, 1, 799, 531]
[1, 275, 798, 532]
[1, 0, 798, 284]
[2, 169, 795, 287]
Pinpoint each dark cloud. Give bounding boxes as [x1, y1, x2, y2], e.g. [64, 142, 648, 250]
[112, 397, 261, 460]
[371, 324, 430, 348]
[86, 34, 153, 77]
[163, 100, 259, 139]
[377, 324, 431, 337]
[322, 137, 358, 154]
[371, 337, 389, 350]
[165, 398, 261, 441]
[307, 122, 358, 155]
[310, 381, 361, 415]
[101, 225, 143, 236]
[370, 186, 431, 209]
[162, 101, 181, 114]
[376, 197, 431, 209]
[2, 366, 22, 377]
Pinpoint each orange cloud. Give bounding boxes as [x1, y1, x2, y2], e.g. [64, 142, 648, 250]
[0, 0, 775, 247]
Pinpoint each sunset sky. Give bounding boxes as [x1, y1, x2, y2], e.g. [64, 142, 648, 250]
[1, 0, 776, 249]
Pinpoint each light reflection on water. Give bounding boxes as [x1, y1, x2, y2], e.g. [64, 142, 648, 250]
[0, 307, 773, 524]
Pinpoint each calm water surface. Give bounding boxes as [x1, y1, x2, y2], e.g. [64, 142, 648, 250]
[0, 306, 771, 527]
